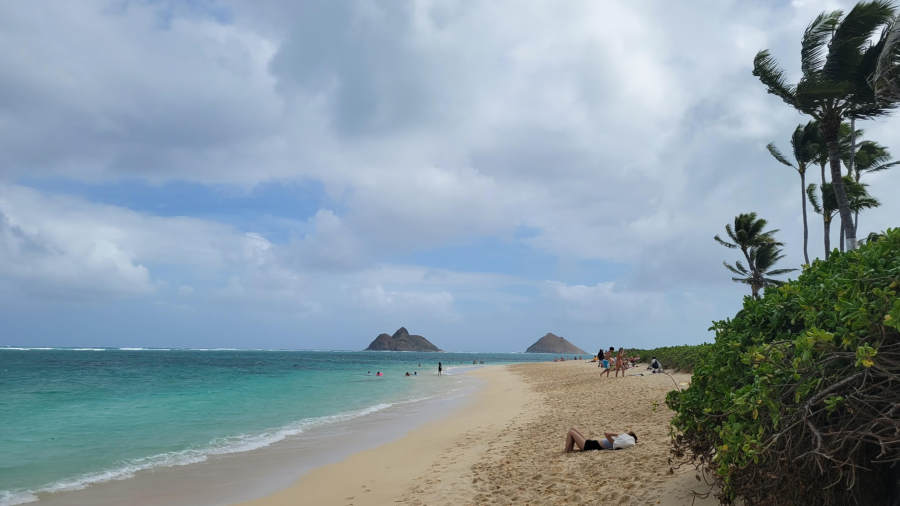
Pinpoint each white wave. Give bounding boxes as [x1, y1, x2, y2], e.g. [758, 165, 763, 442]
[118, 347, 144, 351]
[0, 489, 38, 506]
[70, 348, 106, 351]
[0, 400, 409, 504]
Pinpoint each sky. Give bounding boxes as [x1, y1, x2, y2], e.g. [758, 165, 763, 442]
[1, 0, 898, 352]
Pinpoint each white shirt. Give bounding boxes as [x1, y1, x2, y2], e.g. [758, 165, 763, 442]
[612, 433, 636, 449]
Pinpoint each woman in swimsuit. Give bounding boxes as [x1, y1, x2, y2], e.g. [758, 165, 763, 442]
[614, 347, 626, 377]
[564, 428, 637, 452]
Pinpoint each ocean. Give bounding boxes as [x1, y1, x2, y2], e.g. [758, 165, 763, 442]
[0, 348, 560, 505]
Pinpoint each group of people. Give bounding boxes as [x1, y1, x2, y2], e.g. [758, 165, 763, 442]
[596, 347, 637, 378]
[367, 361, 441, 377]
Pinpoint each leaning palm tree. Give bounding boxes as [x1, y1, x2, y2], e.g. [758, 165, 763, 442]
[807, 177, 880, 259]
[715, 213, 794, 298]
[767, 121, 819, 265]
[722, 242, 796, 298]
[753, 1, 898, 251]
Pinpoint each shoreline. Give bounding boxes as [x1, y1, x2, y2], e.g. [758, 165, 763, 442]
[240, 363, 535, 505]
[28, 367, 481, 506]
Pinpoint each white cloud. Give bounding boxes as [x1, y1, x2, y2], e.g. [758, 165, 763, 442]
[1, 0, 897, 349]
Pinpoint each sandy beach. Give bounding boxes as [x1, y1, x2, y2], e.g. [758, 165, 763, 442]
[243, 361, 719, 505]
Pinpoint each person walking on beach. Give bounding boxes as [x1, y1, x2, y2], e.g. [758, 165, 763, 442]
[615, 347, 626, 377]
[438, 362, 442, 376]
[600, 348, 612, 378]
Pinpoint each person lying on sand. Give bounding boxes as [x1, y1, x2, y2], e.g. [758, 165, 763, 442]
[564, 427, 637, 452]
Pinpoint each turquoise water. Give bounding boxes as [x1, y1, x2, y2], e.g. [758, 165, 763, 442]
[0, 349, 555, 505]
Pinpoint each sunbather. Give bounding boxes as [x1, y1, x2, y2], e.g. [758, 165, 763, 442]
[564, 427, 637, 452]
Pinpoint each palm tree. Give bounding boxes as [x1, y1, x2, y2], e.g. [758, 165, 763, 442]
[722, 242, 796, 298]
[767, 121, 819, 265]
[715, 213, 795, 298]
[807, 177, 880, 259]
[812, 122, 857, 252]
[753, 1, 898, 252]
[849, 140, 897, 229]
[807, 184, 838, 259]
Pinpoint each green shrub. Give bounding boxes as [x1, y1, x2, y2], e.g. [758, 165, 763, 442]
[631, 344, 711, 372]
[666, 228, 900, 505]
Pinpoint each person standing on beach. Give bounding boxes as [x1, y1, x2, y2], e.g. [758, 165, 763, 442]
[597, 348, 604, 368]
[438, 362, 442, 376]
[615, 348, 626, 377]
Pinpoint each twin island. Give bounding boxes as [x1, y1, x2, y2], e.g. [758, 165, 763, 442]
[364, 328, 586, 354]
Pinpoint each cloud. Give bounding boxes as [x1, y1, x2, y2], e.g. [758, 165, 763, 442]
[0, 208, 153, 298]
[1, 1, 898, 349]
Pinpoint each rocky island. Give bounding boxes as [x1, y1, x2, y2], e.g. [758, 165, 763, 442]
[364, 327, 442, 352]
[525, 332, 586, 354]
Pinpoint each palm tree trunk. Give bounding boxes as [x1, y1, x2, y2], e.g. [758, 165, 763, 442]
[800, 170, 809, 265]
[820, 161, 828, 260]
[849, 117, 856, 177]
[854, 172, 860, 232]
[824, 121, 857, 251]
[751, 283, 760, 299]
[840, 225, 845, 253]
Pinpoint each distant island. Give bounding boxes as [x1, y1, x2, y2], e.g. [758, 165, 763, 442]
[364, 327, 442, 352]
[525, 333, 586, 354]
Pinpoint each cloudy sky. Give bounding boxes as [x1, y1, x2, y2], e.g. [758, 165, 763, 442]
[1, 0, 898, 352]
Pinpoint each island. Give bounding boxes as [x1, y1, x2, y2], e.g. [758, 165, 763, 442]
[525, 332, 586, 354]
[364, 327, 442, 352]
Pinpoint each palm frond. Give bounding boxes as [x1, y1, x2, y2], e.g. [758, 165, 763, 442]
[807, 183, 823, 214]
[753, 50, 797, 105]
[766, 268, 798, 276]
[714, 234, 737, 248]
[864, 160, 900, 172]
[723, 261, 746, 276]
[767, 142, 795, 167]
[871, 13, 900, 101]
[802, 11, 842, 74]
[824, 1, 896, 81]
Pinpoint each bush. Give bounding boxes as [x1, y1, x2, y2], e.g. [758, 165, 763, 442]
[631, 344, 711, 372]
[666, 228, 900, 505]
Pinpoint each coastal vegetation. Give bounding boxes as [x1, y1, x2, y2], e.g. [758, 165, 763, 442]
[667, 229, 900, 504]
[665, 3, 900, 504]
[631, 345, 710, 373]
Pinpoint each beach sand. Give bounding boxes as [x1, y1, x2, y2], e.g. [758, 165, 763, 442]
[242, 361, 719, 505]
